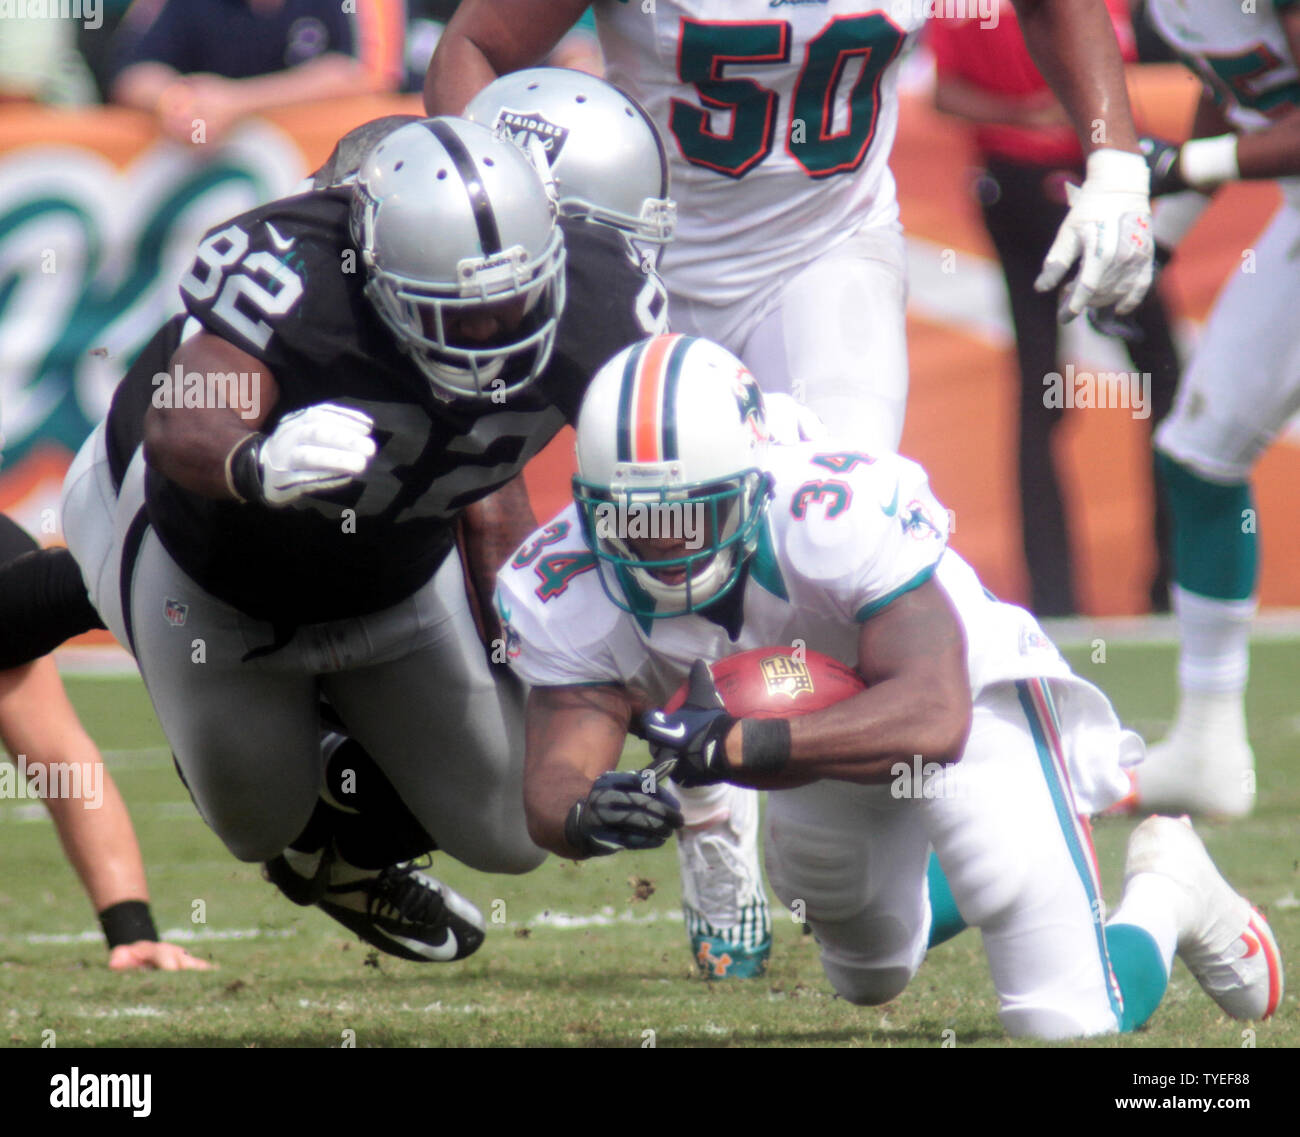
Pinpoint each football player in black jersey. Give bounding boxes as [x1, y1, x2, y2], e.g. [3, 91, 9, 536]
[45, 114, 670, 963]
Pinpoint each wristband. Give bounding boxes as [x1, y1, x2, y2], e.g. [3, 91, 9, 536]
[224, 432, 265, 504]
[740, 718, 791, 775]
[1179, 135, 1239, 190]
[563, 801, 592, 857]
[98, 900, 159, 949]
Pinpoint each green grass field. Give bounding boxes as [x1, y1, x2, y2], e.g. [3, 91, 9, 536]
[2, 639, 1296, 1049]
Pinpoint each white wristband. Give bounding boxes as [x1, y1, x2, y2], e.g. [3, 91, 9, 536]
[1179, 134, 1239, 190]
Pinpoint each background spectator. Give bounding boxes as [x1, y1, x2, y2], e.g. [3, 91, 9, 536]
[110, 0, 406, 144]
[931, 0, 1180, 616]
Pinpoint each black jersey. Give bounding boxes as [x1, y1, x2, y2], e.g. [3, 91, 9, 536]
[137, 189, 665, 625]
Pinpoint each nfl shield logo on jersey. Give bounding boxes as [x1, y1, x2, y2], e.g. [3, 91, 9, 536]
[163, 598, 188, 627]
[760, 654, 814, 700]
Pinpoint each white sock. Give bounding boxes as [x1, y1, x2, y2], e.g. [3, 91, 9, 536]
[1110, 874, 1183, 975]
[1171, 587, 1254, 739]
[1174, 586, 1255, 695]
[674, 781, 734, 828]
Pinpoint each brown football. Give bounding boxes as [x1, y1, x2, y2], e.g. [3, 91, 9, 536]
[663, 646, 866, 789]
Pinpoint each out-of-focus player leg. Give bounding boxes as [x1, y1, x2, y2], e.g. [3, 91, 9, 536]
[765, 780, 930, 1005]
[1142, 204, 1300, 817]
[734, 221, 909, 454]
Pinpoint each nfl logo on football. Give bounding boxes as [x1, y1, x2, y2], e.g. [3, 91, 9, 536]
[163, 598, 188, 627]
[760, 655, 814, 700]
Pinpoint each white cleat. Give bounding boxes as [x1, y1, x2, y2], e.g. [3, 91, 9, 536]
[1136, 733, 1255, 819]
[676, 786, 771, 978]
[1125, 816, 1282, 1020]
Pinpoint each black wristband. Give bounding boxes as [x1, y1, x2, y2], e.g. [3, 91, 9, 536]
[98, 900, 159, 949]
[740, 718, 791, 776]
[563, 801, 592, 858]
[225, 432, 266, 505]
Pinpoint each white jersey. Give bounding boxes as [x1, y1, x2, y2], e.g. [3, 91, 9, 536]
[497, 442, 1139, 809]
[1148, 1, 1300, 133]
[593, 0, 924, 306]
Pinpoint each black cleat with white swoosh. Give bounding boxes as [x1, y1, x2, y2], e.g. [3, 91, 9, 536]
[318, 858, 486, 962]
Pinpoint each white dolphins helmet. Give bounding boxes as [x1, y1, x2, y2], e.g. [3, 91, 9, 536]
[350, 117, 567, 402]
[573, 335, 772, 618]
[465, 68, 675, 244]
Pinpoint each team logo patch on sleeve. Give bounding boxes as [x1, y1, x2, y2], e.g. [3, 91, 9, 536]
[760, 654, 814, 700]
[901, 500, 943, 541]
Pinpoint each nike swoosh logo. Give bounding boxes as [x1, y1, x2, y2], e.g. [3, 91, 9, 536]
[654, 722, 688, 741]
[880, 483, 899, 517]
[385, 928, 460, 962]
[1241, 933, 1260, 959]
[266, 222, 295, 254]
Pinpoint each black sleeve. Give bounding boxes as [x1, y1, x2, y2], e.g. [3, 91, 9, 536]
[0, 518, 105, 670]
[552, 220, 669, 421]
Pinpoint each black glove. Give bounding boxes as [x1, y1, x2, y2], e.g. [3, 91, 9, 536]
[1140, 135, 1189, 198]
[563, 770, 683, 857]
[644, 660, 794, 788]
[643, 660, 737, 787]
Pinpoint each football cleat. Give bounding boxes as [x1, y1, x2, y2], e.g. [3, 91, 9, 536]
[1125, 816, 1282, 1020]
[676, 788, 771, 979]
[1134, 732, 1255, 819]
[264, 846, 334, 907]
[318, 857, 487, 963]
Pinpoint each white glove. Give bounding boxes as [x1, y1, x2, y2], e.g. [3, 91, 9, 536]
[1035, 148, 1154, 321]
[258, 403, 376, 507]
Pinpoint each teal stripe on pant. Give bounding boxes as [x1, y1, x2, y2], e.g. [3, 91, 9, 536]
[1016, 680, 1126, 1027]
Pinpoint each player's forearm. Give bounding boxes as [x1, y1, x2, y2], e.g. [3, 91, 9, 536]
[523, 685, 633, 856]
[110, 62, 183, 114]
[463, 478, 538, 641]
[934, 75, 1034, 127]
[423, 0, 592, 114]
[424, 26, 501, 114]
[144, 405, 262, 500]
[227, 54, 386, 113]
[45, 760, 151, 913]
[1011, 0, 1139, 153]
[1233, 109, 1300, 179]
[723, 675, 971, 785]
